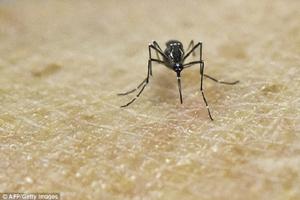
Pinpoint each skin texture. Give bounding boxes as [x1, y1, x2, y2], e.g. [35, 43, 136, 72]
[0, 0, 299, 199]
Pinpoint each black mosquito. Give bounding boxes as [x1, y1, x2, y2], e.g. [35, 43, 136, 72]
[118, 40, 239, 120]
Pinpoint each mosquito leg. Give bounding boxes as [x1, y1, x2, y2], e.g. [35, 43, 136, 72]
[200, 62, 214, 121]
[152, 41, 163, 61]
[152, 41, 163, 52]
[117, 58, 163, 96]
[183, 42, 202, 61]
[186, 40, 196, 57]
[203, 74, 239, 85]
[119, 44, 165, 107]
[149, 43, 167, 76]
[199, 42, 202, 61]
[199, 42, 238, 85]
[120, 60, 150, 107]
[182, 60, 214, 120]
[183, 62, 239, 85]
[183, 60, 202, 68]
[117, 78, 148, 96]
[117, 60, 162, 96]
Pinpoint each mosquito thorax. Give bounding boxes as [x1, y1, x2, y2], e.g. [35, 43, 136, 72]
[164, 40, 185, 67]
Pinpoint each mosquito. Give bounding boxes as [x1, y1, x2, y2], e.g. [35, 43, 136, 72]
[118, 40, 239, 120]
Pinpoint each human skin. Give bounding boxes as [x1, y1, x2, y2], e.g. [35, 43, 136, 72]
[0, 0, 299, 200]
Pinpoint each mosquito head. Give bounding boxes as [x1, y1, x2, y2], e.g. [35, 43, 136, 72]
[174, 63, 183, 73]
